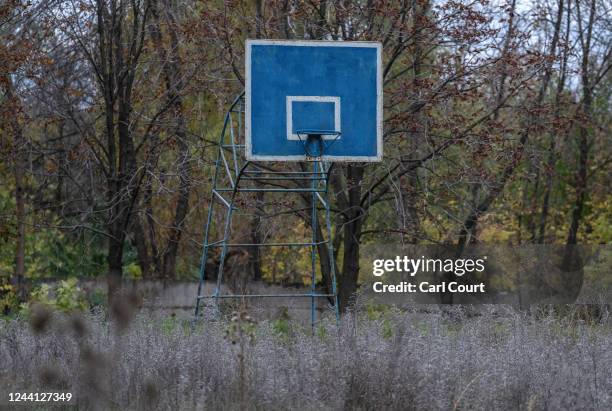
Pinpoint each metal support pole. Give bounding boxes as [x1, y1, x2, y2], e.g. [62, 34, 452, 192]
[213, 161, 249, 311]
[194, 191, 216, 318]
[194, 106, 231, 318]
[309, 136, 320, 331]
[194, 93, 340, 329]
[213, 197, 235, 305]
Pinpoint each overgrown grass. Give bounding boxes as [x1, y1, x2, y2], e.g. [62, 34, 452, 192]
[1, 305, 611, 410]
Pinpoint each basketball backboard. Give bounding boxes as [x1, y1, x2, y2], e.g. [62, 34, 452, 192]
[245, 39, 382, 162]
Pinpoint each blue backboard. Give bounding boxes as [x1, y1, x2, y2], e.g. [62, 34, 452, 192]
[245, 40, 382, 162]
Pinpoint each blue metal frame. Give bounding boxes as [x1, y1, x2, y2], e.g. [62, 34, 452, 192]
[194, 92, 340, 329]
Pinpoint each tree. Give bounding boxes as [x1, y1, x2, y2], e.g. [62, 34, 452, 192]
[142, 0, 192, 279]
[201, 0, 547, 311]
[0, 0, 51, 303]
[49, 0, 152, 297]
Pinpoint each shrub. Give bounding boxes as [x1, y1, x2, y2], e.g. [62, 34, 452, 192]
[25, 278, 88, 313]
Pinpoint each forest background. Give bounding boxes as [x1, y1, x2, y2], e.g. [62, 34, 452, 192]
[0, 0, 610, 314]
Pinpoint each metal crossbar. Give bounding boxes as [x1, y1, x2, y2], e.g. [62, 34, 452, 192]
[198, 293, 335, 299]
[194, 92, 340, 329]
[208, 241, 328, 248]
[214, 188, 327, 193]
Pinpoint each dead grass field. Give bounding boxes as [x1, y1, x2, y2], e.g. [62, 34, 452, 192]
[1, 305, 611, 410]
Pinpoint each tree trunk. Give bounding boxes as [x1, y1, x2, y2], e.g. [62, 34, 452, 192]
[565, 0, 594, 248]
[12, 112, 27, 303]
[566, 126, 588, 246]
[339, 228, 361, 312]
[108, 72, 139, 287]
[538, 0, 571, 243]
[338, 165, 365, 312]
[3, 77, 28, 303]
[248, 193, 264, 281]
[161, 132, 190, 279]
[95, 0, 147, 298]
[107, 231, 124, 297]
[400, 0, 429, 244]
[144, 181, 161, 273]
[131, 217, 153, 278]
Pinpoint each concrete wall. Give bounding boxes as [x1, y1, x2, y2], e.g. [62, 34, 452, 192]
[80, 279, 334, 323]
